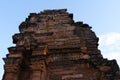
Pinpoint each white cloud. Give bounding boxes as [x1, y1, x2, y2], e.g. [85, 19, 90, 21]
[98, 32, 120, 66]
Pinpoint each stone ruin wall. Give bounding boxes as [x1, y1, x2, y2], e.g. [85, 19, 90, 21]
[2, 9, 120, 80]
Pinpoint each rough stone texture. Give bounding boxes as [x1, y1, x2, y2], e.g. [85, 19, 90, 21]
[2, 9, 120, 80]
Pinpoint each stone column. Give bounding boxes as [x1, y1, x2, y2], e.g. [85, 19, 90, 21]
[30, 59, 46, 80]
[3, 58, 21, 80]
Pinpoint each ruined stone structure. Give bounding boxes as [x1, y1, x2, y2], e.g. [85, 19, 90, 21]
[2, 9, 120, 80]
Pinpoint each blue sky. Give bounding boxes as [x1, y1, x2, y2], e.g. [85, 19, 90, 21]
[0, 0, 120, 79]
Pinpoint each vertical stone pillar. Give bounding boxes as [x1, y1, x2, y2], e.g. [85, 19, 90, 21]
[3, 58, 21, 80]
[30, 59, 46, 80]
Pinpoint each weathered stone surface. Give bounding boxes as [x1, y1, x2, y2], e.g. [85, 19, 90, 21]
[2, 9, 120, 80]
